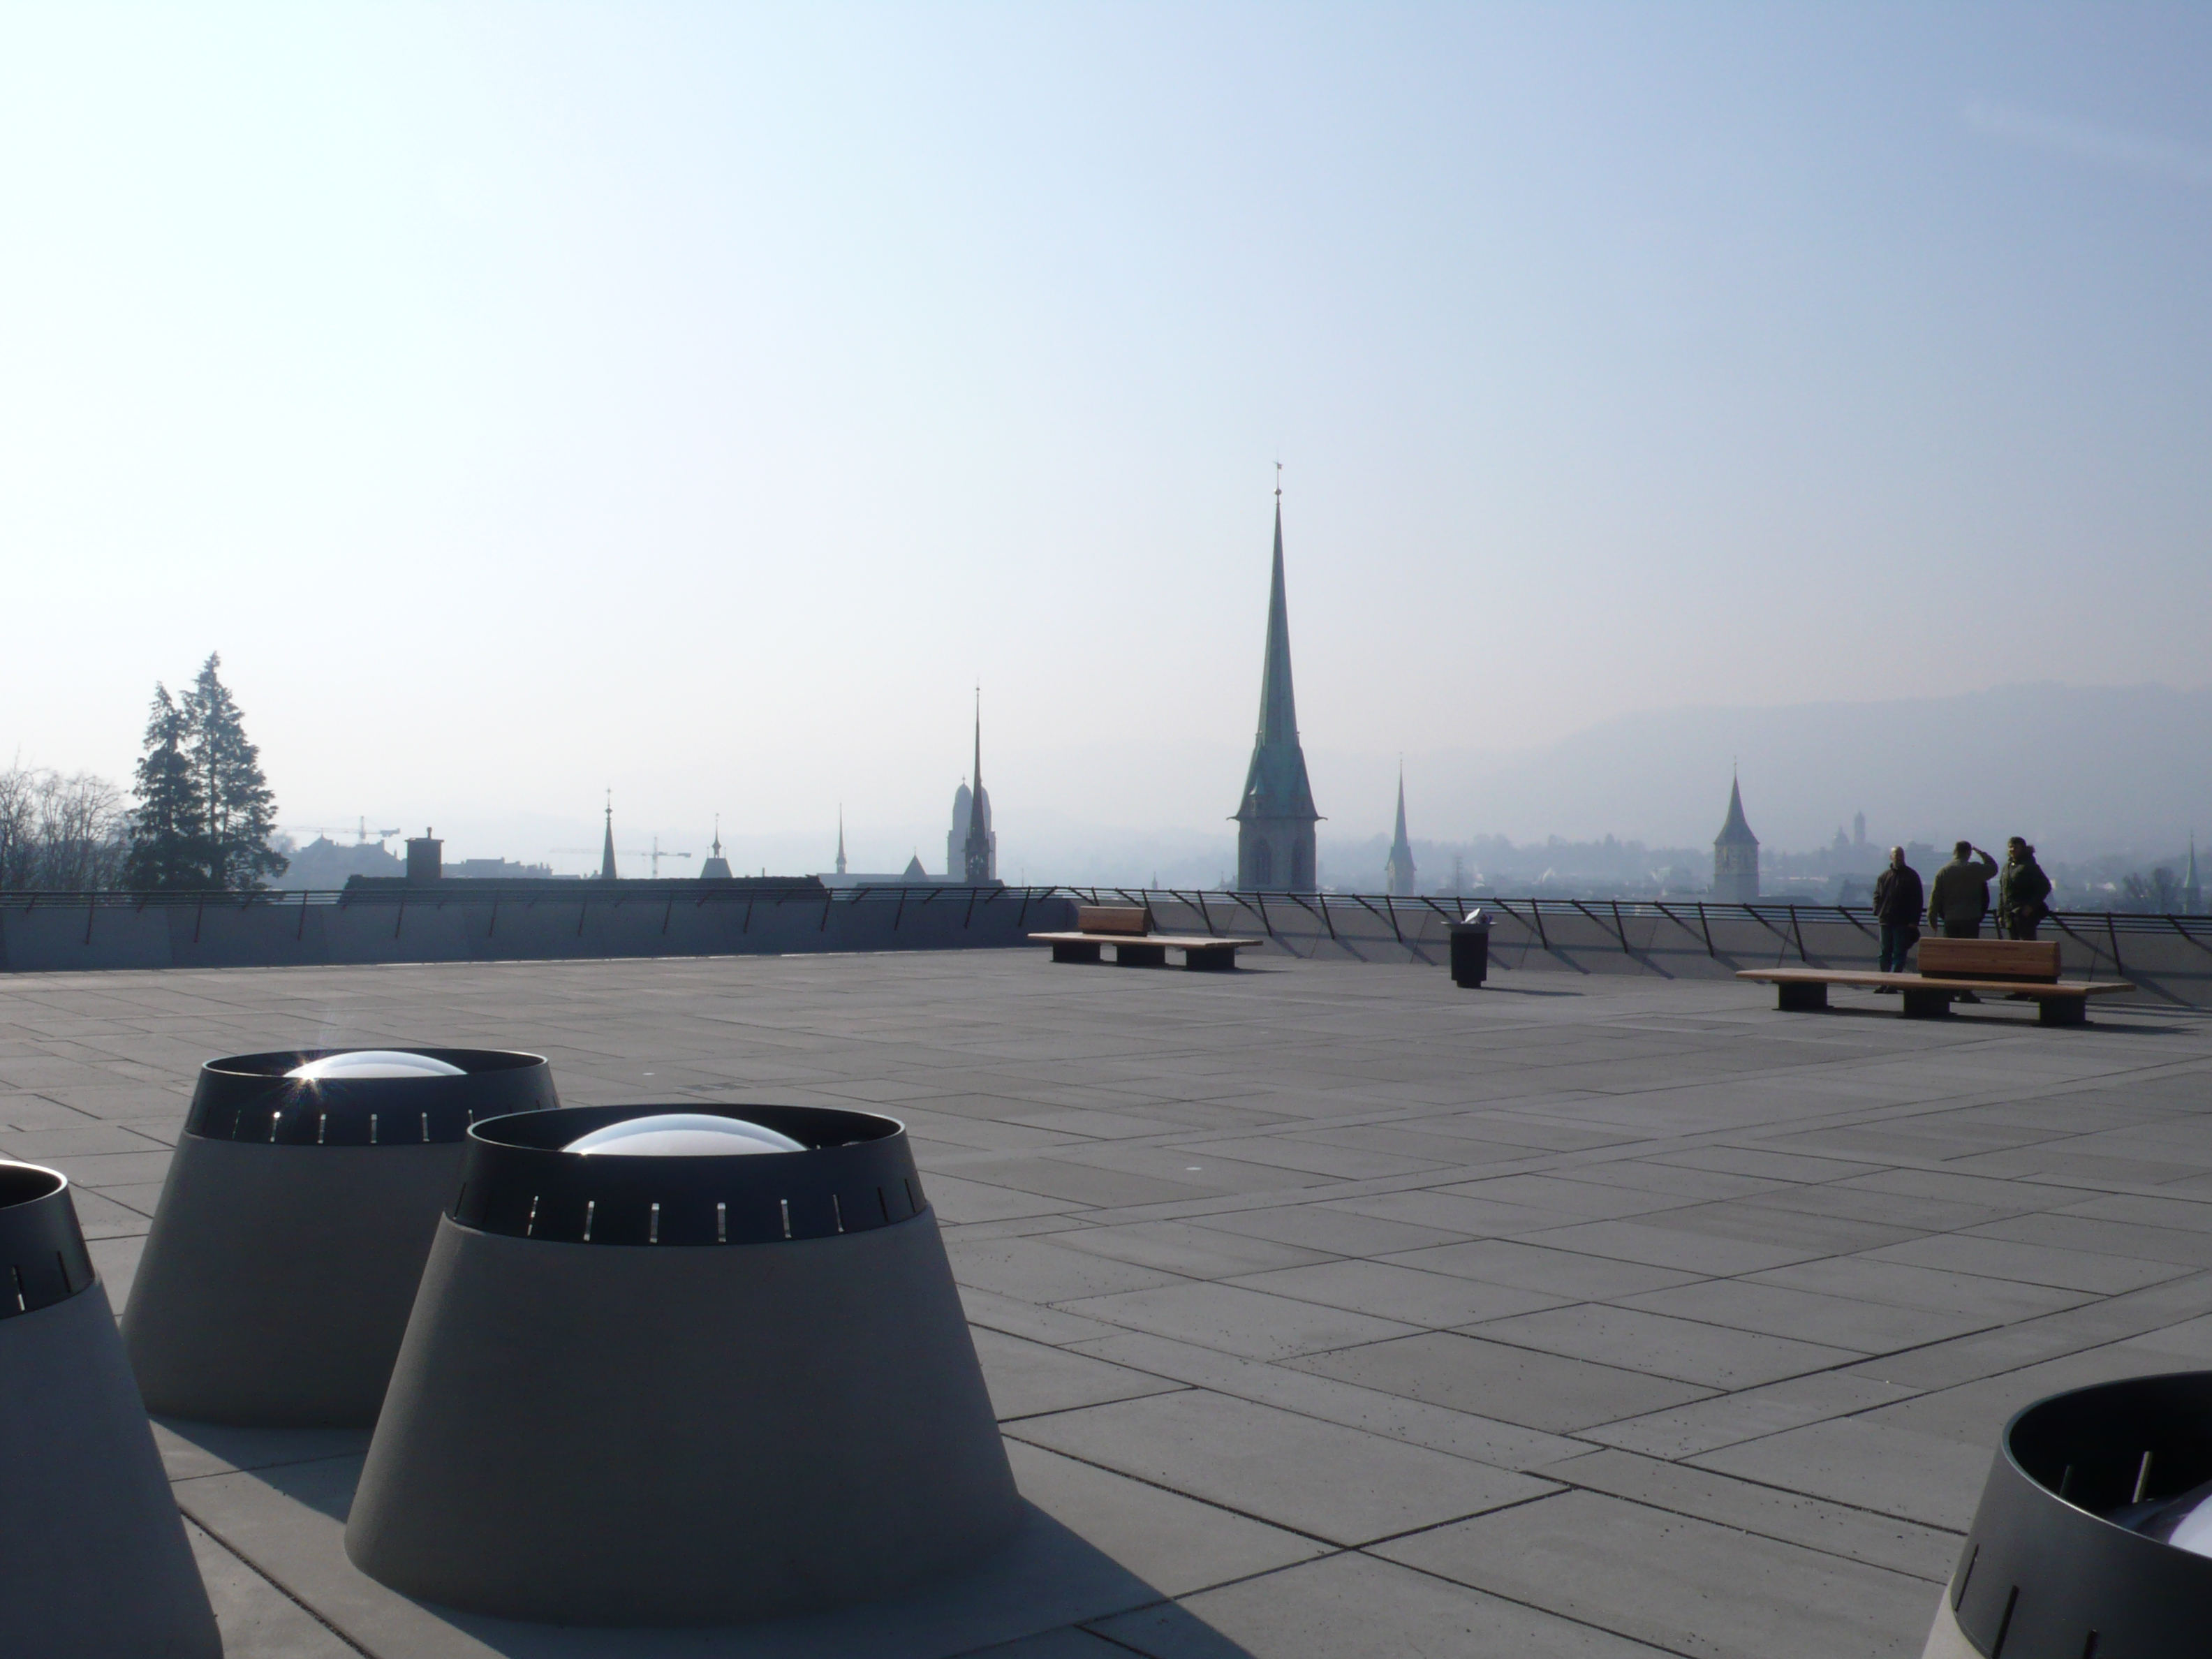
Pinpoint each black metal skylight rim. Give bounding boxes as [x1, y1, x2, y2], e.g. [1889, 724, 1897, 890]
[0, 1161, 96, 1321]
[450, 1104, 926, 1247]
[184, 1048, 558, 1147]
[1945, 1371, 2212, 1658]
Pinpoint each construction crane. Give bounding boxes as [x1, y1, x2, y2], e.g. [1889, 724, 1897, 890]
[547, 836, 695, 877]
[283, 818, 403, 845]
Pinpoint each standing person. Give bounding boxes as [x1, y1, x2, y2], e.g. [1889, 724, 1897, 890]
[1999, 838, 2053, 940]
[1873, 846, 1923, 989]
[1927, 841, 1998, 999]
[1929, 842, 1998, 938]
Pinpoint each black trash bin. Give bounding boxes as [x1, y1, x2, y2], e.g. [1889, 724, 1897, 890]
[346, 1103, 1021, 1625]
[1929, 1370, 2212, 1658]
[1448, 910, 1492, 988]
[0, 1161, 221, 1658]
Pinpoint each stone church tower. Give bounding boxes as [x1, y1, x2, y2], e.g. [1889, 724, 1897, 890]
[1711, 774, 1760, 903]
[1233, 489, 1320, 891]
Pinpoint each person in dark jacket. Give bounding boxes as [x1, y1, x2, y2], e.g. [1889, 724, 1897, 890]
[1927, 841, 1998, 999]
[1873, 846, 1923, 987]
[1999, 837, 2053, 940]
[1929, 843, 1998, 937]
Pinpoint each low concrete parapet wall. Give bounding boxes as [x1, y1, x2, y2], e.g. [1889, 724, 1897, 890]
[0, 887, 1075, 975]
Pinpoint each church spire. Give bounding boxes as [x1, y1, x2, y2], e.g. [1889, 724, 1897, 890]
[1232, 475, 1320, 891]
[599, 791, 617, 881]
[963, 688, 994, 883]
[836, 806, 848, 877]
[1385, 761, 1417, 897]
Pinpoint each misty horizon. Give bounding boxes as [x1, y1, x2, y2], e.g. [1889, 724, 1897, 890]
[3, 8, 2206, 893]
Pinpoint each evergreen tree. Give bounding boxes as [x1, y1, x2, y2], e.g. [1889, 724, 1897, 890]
[182, 654, 287, 890]
[122, 685, 209, 890]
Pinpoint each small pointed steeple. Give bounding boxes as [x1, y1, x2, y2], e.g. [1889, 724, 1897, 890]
[599, 791, 617, 881]
[1385, 761, 1417, 897]
[836, 806, 848, 877]
[700, 813, 733, 880]
[1711, 771, 1760, 902]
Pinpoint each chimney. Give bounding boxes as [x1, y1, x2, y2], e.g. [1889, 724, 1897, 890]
[406, 831, 443, 883]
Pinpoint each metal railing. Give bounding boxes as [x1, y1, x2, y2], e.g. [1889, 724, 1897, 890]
[1053, 888, 2212, 953]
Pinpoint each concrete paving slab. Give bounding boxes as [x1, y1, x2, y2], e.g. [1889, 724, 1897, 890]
[1535, 1446, 1958, 1581]
[973, 1328, 1187, 1422]
[1056, 1281, 1422, 1360]
[1227, 1258, 1567, 1328]
[1000, 1442, 1329, 1594]
[1688, 1414, 1994, 1531]
[1581, 1369, 1924, 1459]
[1065, 1329, 1586, 1469]
[1376, 1488, 1937, 1659]
[948, 1235, 1189, 1304]
[1285, 1330, 1715, 1433]
[1044, 1219, 1335, 1280]
[1090, 1551, 1671, 1658]
[1004, 1389, 1553, 1545]
[1379, 1236, 1703, 1300]
[1612, 1277, 1992, 1355]
[1466, 1302, 1864, 1387]
[187, 1519, 360, 1659]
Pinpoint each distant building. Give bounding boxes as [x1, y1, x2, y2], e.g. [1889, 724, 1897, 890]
[1232, 489, 1320, 891]
[2187, 835, 2202, 916]
[446, 857, 559, 880]
[700, 819, 733, 880]
[947, 702, 998, 881]
[598, 797, 617, 881]
[1853, 811, 1866, 849]
[274, 835, 404, 888]
[1712, 774, 1760, 902]
[1384, 769, 1417, 897]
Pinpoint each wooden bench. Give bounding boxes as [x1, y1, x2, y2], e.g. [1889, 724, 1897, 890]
[1738, 938, 2132, 1026]
[1029, 905, 1265, 973]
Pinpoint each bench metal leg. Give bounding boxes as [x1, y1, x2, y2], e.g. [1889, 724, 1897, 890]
[1776, 982, 1827, 1013]
[1050, 941, 1103, 964]
[2038, 997, 2087, 1027]
[1900, 988, 1953, 1019]
[1112, 943, 1168, 968]
[1182, 945, 1239, 972]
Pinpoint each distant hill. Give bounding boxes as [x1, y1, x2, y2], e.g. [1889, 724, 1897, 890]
[1363, 681, 2212, 859]
[271, 836, 404, 888]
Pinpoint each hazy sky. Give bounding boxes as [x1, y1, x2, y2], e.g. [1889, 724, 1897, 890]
[3, 5, 2206, 871]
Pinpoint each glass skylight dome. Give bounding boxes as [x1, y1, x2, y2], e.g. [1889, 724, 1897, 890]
[286, 1051, 467, 1082]
[563, 1114, 805, 1158]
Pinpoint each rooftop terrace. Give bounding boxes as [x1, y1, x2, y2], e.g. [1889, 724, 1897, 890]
[8, 951, 2212, 1658]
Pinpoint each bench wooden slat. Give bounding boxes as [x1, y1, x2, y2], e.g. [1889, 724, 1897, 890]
[1917, 939, 2062, 982]
[1075, 906, 1151, 936]
[1737, 968, 2130, 997]
[1031, 933, 1264, 950]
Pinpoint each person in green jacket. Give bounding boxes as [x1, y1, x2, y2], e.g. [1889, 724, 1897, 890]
[1998, 837, 2054, 941]
[1928, 841, 1999, 1000]
[1929, 842, 1998, 938]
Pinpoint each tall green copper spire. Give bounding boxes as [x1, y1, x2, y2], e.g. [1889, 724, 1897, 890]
[1233, 479, 1320, 891]
[1385, 764, 1417, 896]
